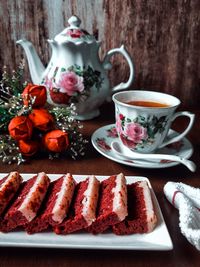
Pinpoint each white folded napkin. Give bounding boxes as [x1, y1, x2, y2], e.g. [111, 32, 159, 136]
[164, 182, 200, 250]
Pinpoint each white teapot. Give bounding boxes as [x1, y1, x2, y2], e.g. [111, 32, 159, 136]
[17, 16, 134, 120]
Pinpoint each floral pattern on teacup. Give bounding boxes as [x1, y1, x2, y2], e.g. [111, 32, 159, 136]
[116, 113, 168, 150]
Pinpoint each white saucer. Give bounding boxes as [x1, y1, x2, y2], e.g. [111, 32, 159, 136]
[91, 124, 194, 169]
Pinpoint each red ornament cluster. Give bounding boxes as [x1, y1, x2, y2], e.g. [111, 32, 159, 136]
[8, 84, 69, 157]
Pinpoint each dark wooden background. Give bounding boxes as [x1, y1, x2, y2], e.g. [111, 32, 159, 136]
[0, 0, 200, 107]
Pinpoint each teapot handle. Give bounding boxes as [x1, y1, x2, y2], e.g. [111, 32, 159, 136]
[103, 45, 134, 92]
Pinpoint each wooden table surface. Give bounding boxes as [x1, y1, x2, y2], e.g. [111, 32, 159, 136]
[0, 104, 200, 267]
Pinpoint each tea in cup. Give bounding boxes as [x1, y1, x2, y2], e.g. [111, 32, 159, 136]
[112, 90, 195, 153]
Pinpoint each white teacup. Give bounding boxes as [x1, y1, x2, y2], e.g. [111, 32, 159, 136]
[112, 90, 195, 153]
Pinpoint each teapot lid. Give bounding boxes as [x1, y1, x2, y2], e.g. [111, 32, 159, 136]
[54, 16, 96, 43]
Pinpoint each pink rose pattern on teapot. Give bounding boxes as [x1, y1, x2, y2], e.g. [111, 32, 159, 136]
[58, 71, 84, 95]
[43, 64, 103, 105]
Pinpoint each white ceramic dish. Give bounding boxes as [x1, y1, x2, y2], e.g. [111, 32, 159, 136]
[91, 124, 193, 169]
[0, 173, 173, 250]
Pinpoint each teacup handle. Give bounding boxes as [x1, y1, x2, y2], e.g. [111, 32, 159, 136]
[103, 45, 134, 92]
[159, 111, 195, 148]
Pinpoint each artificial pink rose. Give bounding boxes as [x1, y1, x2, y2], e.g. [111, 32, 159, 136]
[124, 122, 147, 143]
[58, 72, 84, 96]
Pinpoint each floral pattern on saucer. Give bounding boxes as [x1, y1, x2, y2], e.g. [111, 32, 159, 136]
[106, 126, 118, 138]
[95, 126, 118, 152]
[96, 138, 111, 151]
[92, 124, 193, 169]
[167, 141, 184, 152]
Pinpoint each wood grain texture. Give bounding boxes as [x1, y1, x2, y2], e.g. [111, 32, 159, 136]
[0, 0, 200, 107]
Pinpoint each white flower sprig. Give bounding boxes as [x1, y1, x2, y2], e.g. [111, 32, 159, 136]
[50, 104, 88, 159]
[0, 135, 25, 165]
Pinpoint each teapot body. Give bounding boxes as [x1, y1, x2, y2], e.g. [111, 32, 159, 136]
[42, 42, 110, 120]
[17, 16, 134, 120]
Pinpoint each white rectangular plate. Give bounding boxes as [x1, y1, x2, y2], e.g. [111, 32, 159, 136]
[0, 173, 173, 250]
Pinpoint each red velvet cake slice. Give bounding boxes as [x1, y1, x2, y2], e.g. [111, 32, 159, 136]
[25, 173, 76, 234]
[0, 172, 50, 232]
[54, 175, 100, 234]
[88, 173, 128, 234]
[0, 172, 22, 216]
[112, 181, 157, 235]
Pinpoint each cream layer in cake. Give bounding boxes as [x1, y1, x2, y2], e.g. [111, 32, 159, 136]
[138, 181, 157, 232]
[0, 172, 22, 215]
[112, 173, 128, 221]
[82, 175, 100, 225]
[18, 172, 50, 221]
[52, 173, 76, 223]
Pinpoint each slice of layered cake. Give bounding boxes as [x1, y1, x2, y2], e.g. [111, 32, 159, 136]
[54, 175, 100, 234]
[88, 173, 128, 234]
[0, 172, 50, 232]
[112, 181, 157, 235]
[25, 173, 76, 234]
[0, 172, 22, 216]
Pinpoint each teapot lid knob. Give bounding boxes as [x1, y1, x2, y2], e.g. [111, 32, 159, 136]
[55, 15, 97, 44]
[68, 16, 81, 28]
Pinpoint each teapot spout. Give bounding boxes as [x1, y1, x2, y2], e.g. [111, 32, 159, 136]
[16, 39, 45, 84]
